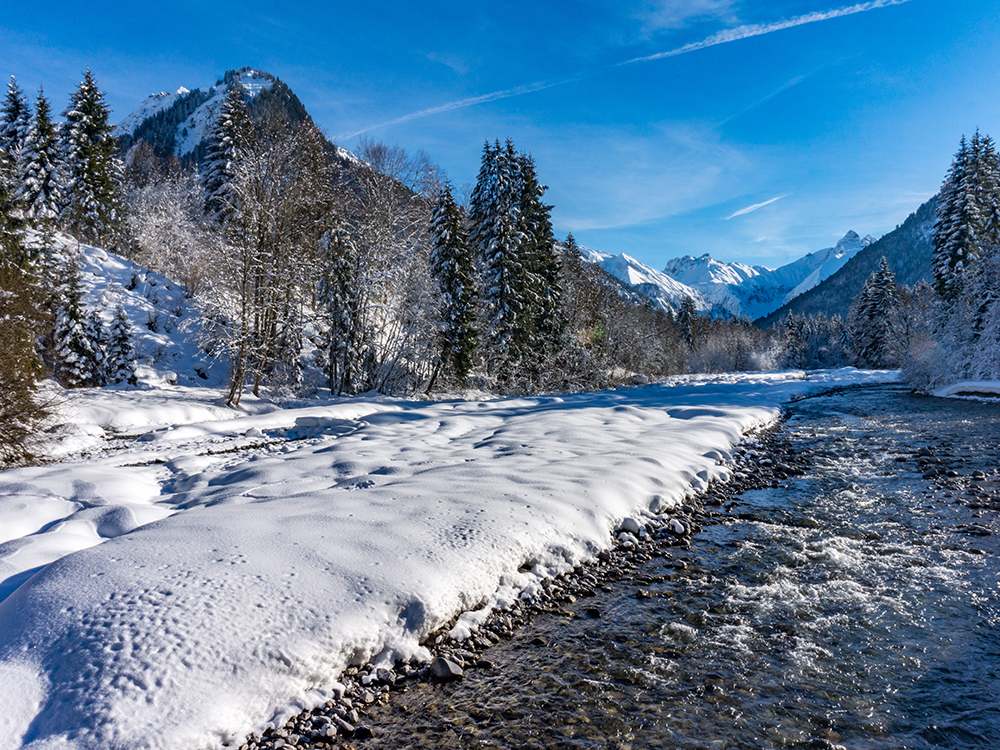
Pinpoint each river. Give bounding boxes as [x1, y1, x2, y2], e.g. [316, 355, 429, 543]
[310, 384, 1000, 749]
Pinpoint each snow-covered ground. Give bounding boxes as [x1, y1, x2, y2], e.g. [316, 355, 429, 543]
[932, 380, 1000, 400]
[0, 367, 897, 750]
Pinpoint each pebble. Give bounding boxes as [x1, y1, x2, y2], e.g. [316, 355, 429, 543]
[429, 656, 464, 681]
[620, 517, 642, 535]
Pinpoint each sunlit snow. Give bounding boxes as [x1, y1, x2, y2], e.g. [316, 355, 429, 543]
[0, 365, 896, 750]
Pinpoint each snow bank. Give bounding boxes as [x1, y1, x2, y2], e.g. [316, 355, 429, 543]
[932, 380, 1000, 399]
[0, 369, 894, 750]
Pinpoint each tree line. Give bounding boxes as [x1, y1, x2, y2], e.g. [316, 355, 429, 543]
[1, 67, 790, 465]
[775, 130, 1000, 387]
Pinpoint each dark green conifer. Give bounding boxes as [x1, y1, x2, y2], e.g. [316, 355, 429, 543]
[61, 69, 121, 245]
[430, 182, 477, 380]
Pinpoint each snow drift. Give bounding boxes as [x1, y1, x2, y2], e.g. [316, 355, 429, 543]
[0, 369, 896, 750]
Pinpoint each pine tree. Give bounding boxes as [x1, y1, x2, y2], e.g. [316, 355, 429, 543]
[850, 256, 899, 368]
[429, 182, 477, 380]
[517, 152, 562, 363]
[972, 130, 1000, 246]
[677, 297, 700, 350]
[0, 148, 48, 465]
[316, 224, 361, 395]
[105, 301, 137, 385]
[469, 139, 530, 377]
[0, 76, 31, 159]
[17, 87, 62, 225]
[933, 131, 1000, 302]
[200, 81, 253, 223]
[51, 256, 104, 387]
[61, 70, 121, 245]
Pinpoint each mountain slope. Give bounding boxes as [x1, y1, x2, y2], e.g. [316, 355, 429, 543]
[758, 197, 937, 326]
[580, 248, 714, 313]
[114, 68, 311, 163]
[663, 231, 872, 320]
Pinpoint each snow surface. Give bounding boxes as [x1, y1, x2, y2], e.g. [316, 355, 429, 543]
[932, 380, 1000, 399]
[0, 367, 897, 750]
[112, 88, 190, 140]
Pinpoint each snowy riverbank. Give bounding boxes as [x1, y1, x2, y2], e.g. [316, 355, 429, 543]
[0, 368, 895, 750]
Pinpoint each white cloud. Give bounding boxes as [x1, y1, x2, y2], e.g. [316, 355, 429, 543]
[636, 0, 737, 33]
[426, 51, 471, 76]
[725, 194, 789, 220]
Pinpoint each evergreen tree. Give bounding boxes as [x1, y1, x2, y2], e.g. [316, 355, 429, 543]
[517, 152, 562, 363]
[51, 256, 104, 387]
[200, 81, 253, 223]
[469, 139, 531, 378]
[0, 76, 31, 159]
[60, 70, 121, 245]
[0, 148, 48, 465]
[316, 224, 361, 395]
[933, 131, 1000, 302]
[105, 301, 137, 385]
[677, 297, 700, 350]
[17, 87, 62, 225]
[971, 130, 1000, 246]
[429, 182, 477, 380]
[850, 256, 900, 368]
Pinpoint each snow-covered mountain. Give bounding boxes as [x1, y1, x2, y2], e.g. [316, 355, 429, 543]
[115, 67, 362, 170]
[581, 247, 714, 313]
[662, 231, 873, 320]
[578, 231, 871, 320]
[114, 68, 284, 159]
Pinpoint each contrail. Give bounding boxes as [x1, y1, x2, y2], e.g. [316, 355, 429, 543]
[619, 0, 911, 66]
[339, 0, 912, 140]
[726, 194, 789, 220]
[337, 78, 582, 141]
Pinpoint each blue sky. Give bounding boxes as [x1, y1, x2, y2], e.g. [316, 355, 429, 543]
[3, 0, 999, 268]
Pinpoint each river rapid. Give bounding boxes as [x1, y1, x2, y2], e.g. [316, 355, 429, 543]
[287, 384, 1000, 749]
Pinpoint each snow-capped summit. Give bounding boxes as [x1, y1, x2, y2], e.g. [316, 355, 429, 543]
[659, 231, 873, 320]
[781, 230, 873, 305]
[114, 68, 277, 157]
[112, 87, 191, 140]
[581, 247, 713, 313]
[663, 253, 768, 289]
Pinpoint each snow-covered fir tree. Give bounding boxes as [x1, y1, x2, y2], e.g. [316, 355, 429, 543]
[469, 139, 528, 377]
[465, 138, 568, 384]
[0, 147, 48, 465]
[517, 152, 562, 372]
[316, 224, 361, 395]
[17, 87, 62, 225]
[932, 131, 1000, 302]
[104, 301, 137, 385]
[0, 76, 31, 159]
[200, 82, 253, 223]
[850, 256, 900, 368]
[60, 70, 121, 245]
[429, 182, 477, 380]
[51, 256, 105, 387]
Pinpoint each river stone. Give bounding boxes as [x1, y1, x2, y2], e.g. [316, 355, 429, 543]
[429, 656, 464, 681]
[620, 517, 642, 535]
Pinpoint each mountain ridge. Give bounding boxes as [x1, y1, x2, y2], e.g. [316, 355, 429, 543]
[758, 197, 937, 326]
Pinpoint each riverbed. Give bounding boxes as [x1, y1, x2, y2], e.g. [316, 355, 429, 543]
[317, 384, 1000, 749]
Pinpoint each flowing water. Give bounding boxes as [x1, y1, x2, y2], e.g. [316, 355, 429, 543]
[355, 384, 1000, 749]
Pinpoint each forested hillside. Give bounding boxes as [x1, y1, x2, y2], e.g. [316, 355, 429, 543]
[759, 197, 936, 326]
[757, 196, 937, 327]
